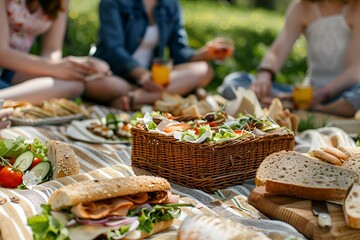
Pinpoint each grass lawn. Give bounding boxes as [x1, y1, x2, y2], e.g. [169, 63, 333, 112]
[66, 0, 307, 91]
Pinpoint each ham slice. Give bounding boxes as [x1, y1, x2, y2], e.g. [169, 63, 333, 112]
[72, 198, 133, 219]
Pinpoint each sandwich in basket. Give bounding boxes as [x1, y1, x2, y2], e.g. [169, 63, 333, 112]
[28, 176, 192, 240]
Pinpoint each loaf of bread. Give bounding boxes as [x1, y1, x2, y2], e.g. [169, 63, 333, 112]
[344, 183, 360, 229]
[256, 151, 358, 201]
[341, 154, 360, 183]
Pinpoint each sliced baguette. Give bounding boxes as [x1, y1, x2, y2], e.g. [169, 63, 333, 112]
[256, 151, 357, 201]
[47, 140, 80, 179]
[344, 183, 360, 229]
[177, 214, 270, 240]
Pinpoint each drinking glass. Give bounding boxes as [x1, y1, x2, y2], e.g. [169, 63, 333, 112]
[293, 78, 313, 110]
[151, 58, 173, 87]
[207, 37, 234, 63]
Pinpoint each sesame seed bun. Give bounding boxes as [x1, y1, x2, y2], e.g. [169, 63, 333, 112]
[48, 176, 171, 210]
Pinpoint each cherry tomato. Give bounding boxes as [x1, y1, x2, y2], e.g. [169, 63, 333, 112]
[164, 112, 173, 120]
[30, 157, 42, 169]
[0, 157, 16, 171]
[0, 166, 23, 188]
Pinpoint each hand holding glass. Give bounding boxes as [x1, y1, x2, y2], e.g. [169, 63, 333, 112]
[207, 37, 234, 60]
[151, 58, 173, 87]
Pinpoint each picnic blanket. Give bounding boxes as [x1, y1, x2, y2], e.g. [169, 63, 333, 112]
[0, 105, 309, 240]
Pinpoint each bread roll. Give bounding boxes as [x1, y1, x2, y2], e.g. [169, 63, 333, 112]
[49, 176, 170, 210]
[344, 183, 360, 229]
[309, 149, 343, 166]
[341, 153, 360, 183]
[321, 146, 349, 161]
[47, 140, 80, 179]
[177, 215, 270, 240]
[256, 151, 357, 201]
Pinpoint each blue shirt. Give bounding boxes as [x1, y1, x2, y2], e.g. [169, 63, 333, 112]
[94, 0, 195, 84]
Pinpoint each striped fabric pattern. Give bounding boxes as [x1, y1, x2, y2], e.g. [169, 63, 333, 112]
[0, 105, 305, 240]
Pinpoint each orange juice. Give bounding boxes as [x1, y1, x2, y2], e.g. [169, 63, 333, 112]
[208, 37, 234, 60]
[293, 85, 313, 110]
[151, 59, 172, 86]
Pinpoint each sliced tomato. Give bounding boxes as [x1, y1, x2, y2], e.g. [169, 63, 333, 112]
[164, 123, 192, 133]
[234, 129, 247, 135]
[30, 157, 42, 170]
[164, 112, 173, 119]
[0, 166, 23, 188]
[194, 127, 199, 135]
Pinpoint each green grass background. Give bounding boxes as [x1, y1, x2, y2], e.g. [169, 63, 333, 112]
[64, 0, 307, 92]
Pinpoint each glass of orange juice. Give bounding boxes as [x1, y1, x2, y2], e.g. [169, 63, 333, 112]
[151, 58, 172, 87]
[293, 81, 313, 110]
[207, 37, 234, 62]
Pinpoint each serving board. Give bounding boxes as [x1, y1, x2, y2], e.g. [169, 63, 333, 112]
[248, 187, 360, 240]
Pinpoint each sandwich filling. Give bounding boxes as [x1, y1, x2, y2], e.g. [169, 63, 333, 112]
[28, 190, 190, 240]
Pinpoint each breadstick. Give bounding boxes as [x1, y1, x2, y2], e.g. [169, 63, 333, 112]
[321, 146, 349, 161]
[309, 149, 343, 166]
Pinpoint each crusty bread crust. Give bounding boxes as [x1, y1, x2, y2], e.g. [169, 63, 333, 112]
[265, 179, 350, 201]
[344, 183, 360, 229]
[49, 176, 171, 210]
[177, 214, 270, 240]
[47, 140, 80, 179]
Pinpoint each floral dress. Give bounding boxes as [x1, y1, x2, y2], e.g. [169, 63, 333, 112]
[6, 0, 53, 52]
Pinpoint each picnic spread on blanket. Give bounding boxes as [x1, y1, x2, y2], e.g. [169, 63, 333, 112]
[0, 95, 359, 240]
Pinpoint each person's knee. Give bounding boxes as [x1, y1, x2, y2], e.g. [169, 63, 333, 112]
[62, 81, 85, 99]
[195, 61, 214, 86]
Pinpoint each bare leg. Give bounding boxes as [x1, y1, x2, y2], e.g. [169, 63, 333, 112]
[313, 98, 356, 117]
[0, 77, 84, 105]
[132, 61, 214, 106]
[83, 75, 135, 102]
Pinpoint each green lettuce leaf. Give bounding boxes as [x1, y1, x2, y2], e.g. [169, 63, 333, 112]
[0, 137, 29, 158]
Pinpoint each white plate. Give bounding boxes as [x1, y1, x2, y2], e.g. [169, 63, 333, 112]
[10, 114, 84, 126]
[326, 120, 360, 139]
[66, 119, 131, 144]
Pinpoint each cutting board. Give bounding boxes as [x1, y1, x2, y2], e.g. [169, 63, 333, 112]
[248, 186, 360, 240]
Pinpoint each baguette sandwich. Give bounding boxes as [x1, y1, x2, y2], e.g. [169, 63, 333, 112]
[177, 215, 270, 240]
[28, 176, 191, 240]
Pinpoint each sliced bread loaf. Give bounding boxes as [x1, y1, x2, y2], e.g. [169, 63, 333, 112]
[256, 151, 357, 201]
[341, 153, 360, 183]
[344, 183, 360, 229]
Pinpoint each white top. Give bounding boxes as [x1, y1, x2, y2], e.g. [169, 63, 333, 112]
[305, 3, 350, 90]
[132, 25, 160, 68]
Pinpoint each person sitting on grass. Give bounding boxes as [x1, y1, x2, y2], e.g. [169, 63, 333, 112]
[91, 0, 234, 111]
[0, 0, 117, 105]
[220, 0, 360, 117]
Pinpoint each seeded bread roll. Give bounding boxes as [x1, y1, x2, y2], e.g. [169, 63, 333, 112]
[49, 176, 171, 210]
[177, 215, 270, 240]
[256, 151, 357, 201]
[47, 140, 80, 179]
[344, 183, 360, 229]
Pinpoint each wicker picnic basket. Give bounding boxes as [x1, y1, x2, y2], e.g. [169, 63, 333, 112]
[131, 125, 294, 192]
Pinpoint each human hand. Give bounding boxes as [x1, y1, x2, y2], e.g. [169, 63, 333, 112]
[0, 108, 13, 129]
[250, 72, 272, 102]
[140, 72, 164, 92]
[206, 37, 234, 61]
[50, 56, 92, 81]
